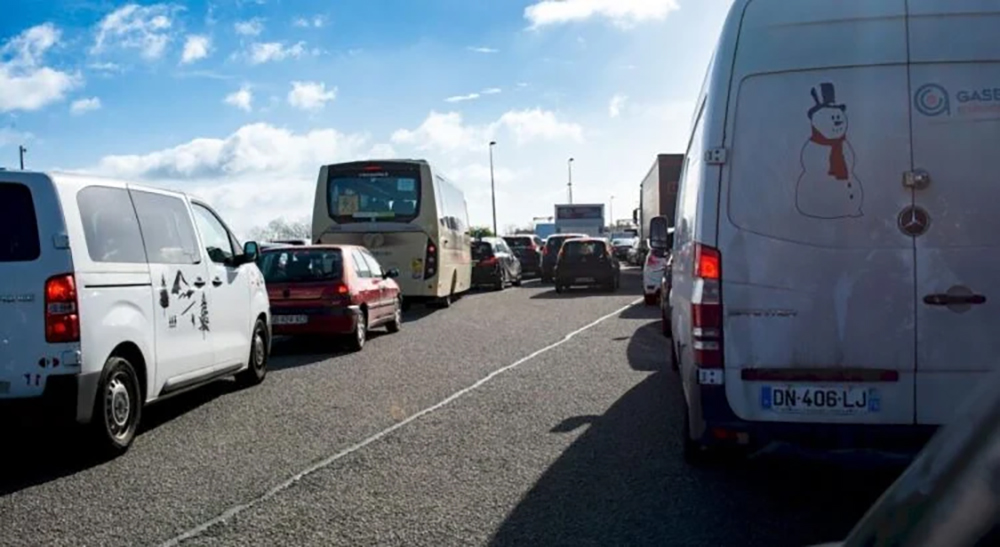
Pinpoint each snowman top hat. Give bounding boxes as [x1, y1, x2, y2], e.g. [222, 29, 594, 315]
[808, 82, 846, 118]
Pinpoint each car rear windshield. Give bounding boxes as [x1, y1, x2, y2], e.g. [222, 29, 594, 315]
[563, 241, 606, 257]
[259, 249, 343, 283]
[471, 242, 494, 260]
[0, 182, 41, 262]
[327, 162, 421, 224]
[503, 237, 533, 248]
[545, 236, 579, 250]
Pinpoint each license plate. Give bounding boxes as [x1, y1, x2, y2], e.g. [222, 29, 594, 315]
[760, 385, 880, 415]
[273, 315, 308, 325]
[576, 277, 595, 283]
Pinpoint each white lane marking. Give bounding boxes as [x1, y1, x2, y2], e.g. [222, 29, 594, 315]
[160, 297, 642, 546]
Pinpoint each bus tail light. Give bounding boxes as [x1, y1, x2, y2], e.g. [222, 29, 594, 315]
[45, 274, 79, 343]
[424, 239, 438, 279]
[691, 244, 723, 371]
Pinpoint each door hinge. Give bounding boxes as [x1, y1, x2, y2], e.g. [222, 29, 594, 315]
[705, 147, 728, 165]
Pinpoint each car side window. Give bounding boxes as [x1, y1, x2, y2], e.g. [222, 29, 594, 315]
[130, 190, 202, 264]
[351, 249, 372, 278]
[361, 250, 383, 277]
[77, 186, 148, 264]
[191, 204, 237, 264]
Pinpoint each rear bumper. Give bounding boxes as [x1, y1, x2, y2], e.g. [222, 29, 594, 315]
[695, 385, 936, 454]
[472, 267, 501, 286]
[0, 371, 101, 426]
[555, 272, 616, 287]
[271, 306, 359, 336]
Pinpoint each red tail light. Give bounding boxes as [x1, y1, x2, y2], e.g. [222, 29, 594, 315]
[480, 256, 498, 266]
[45, 274, 79, 343]
[424, 239, 438, 280]
[542, 246, 549, 256]
[336, 283, 350, 295]
[691, 244, 723, 370]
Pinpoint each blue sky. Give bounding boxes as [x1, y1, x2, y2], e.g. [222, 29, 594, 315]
[1, 0, 732, 236]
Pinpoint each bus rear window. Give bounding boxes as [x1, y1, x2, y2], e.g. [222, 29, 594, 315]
[0, 182, 41, 262]
[327, 163, 421, 223]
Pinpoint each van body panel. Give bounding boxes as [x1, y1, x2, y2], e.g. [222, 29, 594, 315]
[0, 173, 76, 401]
[908, 5, 1000, 424]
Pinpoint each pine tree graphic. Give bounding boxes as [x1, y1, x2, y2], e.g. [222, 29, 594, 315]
[159, 275, 170, 310]
[198, 293, 210, 334]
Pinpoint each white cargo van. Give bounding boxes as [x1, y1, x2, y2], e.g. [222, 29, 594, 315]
[0, 172, 271, 455]
[669, 0, 1000, 462]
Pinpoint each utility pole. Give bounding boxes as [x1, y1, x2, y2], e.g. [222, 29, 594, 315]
[567, 157, 574, 204]
[489, 141, 498, 237]
[19, 145, 27, 170]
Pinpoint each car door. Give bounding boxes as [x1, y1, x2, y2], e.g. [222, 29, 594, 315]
[128, 187, 215, 388]
[908, 2, 1000, 425]
[359, 248, 389, 320]
[350, 248, 382, 323]
[190, 202, 251, 369]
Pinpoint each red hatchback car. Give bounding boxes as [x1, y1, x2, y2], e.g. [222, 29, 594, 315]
[258, 245, 402, 351]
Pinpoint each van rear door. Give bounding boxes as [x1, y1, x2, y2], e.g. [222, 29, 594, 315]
[0, 174, 75, 400]
[907, 2, 1000, 425]
[719, 1, 915, 426]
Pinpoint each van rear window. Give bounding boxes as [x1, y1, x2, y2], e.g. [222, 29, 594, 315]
[0, 182, 41, 262]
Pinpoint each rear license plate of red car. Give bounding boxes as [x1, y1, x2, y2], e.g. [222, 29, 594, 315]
[273, 315, 308, 325]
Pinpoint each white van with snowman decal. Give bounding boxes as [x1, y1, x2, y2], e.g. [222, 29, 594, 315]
[0, 171, 271, 455]
[668, 0, 1000, 463]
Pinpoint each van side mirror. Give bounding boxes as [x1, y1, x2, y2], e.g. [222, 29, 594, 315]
[649, 216, 670, 250]
[632, 209, 639, 223]
[383, 268, 400, 279]
[243, 241, 260, 262]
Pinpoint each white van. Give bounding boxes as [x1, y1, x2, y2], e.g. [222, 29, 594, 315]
[669, 0, 1000, 462]
[0, 172, 271, 455]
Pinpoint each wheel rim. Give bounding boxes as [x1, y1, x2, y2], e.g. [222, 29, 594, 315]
[253, 329, 265, 370]
[105, 372, 132, 440]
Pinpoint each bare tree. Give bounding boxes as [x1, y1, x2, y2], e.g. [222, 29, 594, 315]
[248, 217, 311, 242]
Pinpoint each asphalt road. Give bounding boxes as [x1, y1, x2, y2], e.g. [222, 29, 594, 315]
[1, 268, 906, 547]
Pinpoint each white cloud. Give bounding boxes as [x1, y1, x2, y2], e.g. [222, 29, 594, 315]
[248, 41, 305, 64]
[481, 87, 502, 95]
[287, 81, 336, 111]
[445, 93, 479, 103]
[609, 93, 627, 118]
[0, 24, 80, 113]
[92, 3, 180, 59]
[224, 85, 253, 111]
[88, 61, 122, 72]
[293, 16, 325, 28]
[181, 35, 211, 64]
[234, 18, 264, 37]
[467, 46, 498, 53]
[525, 0, 680, 29]
[391, 109, 583, 152]
[0, 128, 33, 149]
[70, 97, 102, 115]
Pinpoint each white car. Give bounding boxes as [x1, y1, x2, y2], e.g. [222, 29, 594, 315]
[669, 0, 1000, 463]
[642, 229, 673, 306]
[0, 172, 271, 455]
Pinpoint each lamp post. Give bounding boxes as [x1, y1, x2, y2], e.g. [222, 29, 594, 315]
[489, 141, 497, 236]
[567, 157, 574, 204]
[19, 145, 27, 170]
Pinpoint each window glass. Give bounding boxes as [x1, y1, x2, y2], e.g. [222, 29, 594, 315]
[361, 250, 384, 277]
[259, 249, 342, 283]
[351, 249, 371, 277]
[130, 190, 201, 265]
[564, 241, 603, 257]
[77, 186, 147, 263]
[471, 241, 493, 260]
[0, 183, 41, 262]
[327, 163, 421, 223]
[192, 204, 236, 264]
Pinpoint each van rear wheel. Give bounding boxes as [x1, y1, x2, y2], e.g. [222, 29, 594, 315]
[91, 356, 142, 457]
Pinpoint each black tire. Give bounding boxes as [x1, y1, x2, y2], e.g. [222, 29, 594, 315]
[91, 356, 143, 457]
[386, 297, 402, 333]
[644, 294, 658, 306]
[512, 272, 523, 287]
[541, 275, 552, 284]
[555, 284, 564, 294]
[347, 309, 367, 351]
[236, 318, 268, 387]
[495, 270, 506, 291]
[669, 341, 679, 371]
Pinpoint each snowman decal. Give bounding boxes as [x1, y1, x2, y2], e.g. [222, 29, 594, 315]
[795, 82, 864, 219]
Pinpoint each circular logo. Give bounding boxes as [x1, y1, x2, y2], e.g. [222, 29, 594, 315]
[914, 83, 950, 117]
[898, 205, 931, 237]
[362, 233, 385, 248]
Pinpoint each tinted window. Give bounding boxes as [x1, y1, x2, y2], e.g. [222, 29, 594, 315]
[351, 249, 371, 277]
[259, 249, 343, 283]
[545, 236, 579, 251]
[563, 241, 605, 257]
[471, 242, 493, 260]
[77, 186, 147, 263]
[504, 237, 533, 248]
[327, 163, 421, 223]
[0, 182, 42, 262]
[130, 190, 201, 265]
[361, 250, 383, 277]
[191, 204, 236, 264]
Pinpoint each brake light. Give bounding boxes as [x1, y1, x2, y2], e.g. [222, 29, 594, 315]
[45, 274, 79, 343]
[336, 283, 349, 295]
[424, 239, 437, 279]
[363, 165, 383, 171]
[480, 256, 498, 266]
[691, 243, 723, 371]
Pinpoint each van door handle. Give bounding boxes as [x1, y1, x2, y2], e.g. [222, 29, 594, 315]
[923, 293, 986, 306]
[212, 277, 223, 287]
[193, 277, 207, 288]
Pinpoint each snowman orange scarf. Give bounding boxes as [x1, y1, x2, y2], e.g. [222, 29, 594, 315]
[809, 128, 849, 181]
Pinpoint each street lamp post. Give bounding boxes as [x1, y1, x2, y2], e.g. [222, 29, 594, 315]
[489, 141, 497, 236]
[18, 145, 27, 170]
[567, 157, 574, 204]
